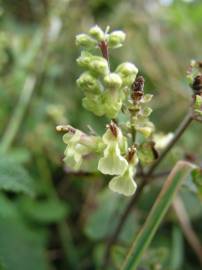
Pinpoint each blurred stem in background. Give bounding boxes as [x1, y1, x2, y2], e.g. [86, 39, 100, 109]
[0, 2, 58, 152]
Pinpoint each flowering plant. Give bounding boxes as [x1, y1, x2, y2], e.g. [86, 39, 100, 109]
[55, 25, 202, 269]
[57, 25, 170, 196]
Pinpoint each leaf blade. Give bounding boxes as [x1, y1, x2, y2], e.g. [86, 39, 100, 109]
[0, 157, 35, 196]
[121, 161, 195, 270]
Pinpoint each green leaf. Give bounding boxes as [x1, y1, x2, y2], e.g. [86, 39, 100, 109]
[169, 225, 184, 270]
[20, 197, 68, 223]
[84, 189, 139, 243]
[121, 161, 195, 270]
[0, 157, 35, 196]
[0, 195, 50, 270]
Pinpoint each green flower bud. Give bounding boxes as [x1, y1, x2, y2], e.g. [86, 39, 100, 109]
[104, 73, 122, 89]
[116, 62, 138, 86]
[82, 95, 105, 116]
[107, 30, 126, 48]
[76, 52, 92, 68]
[116, 62, 138, 77]
[98, 143, 128, 175]
[89, 25, 105, 41]
[77, 72, 103, 94]
[102, 90, 123, 118]
[77, 52, 109, 76]
[108, 165, 137, 196]
[89, 57, 109, 76]
[76, 33, 97, 48]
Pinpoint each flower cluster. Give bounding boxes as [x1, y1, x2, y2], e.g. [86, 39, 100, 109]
[57, 26, 158, 196]
[76, 25, 138, 118]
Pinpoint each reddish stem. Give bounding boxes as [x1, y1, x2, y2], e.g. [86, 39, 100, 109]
[99, 40, 109, 62]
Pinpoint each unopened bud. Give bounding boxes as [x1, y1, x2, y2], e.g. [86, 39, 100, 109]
[77, 72, 102, 93]
[108, 30, 126, 48]
[104, 73, 122, 89]
[76, 33, 96, 48]
[89, 57, 109, 76]
[89, 25, 105, 41]
[76, 53, 92, 68]
[116, 62, 138, 76]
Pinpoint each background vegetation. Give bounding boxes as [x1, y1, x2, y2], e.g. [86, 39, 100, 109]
[0, 0, 202, 269]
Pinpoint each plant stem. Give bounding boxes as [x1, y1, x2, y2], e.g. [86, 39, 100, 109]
[99, 40, 109, 62]
[0, 76, 37, 153]
[102, 110, 193, 268]
[146, 110, 193, 176]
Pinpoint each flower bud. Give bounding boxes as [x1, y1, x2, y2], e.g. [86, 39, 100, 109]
[104, 73, 122, 89]
[76, 52, 92, 68]
[116, 62, 138, 77]
[89, 25, 105, 41]
[89, 57, 109, 76]
[77, 72, 103, 94]
[116, 62, 138, 86]
[76, 33, 97, 48]
[82, 95, 105, 116]
[109, 165, 137, 196]
[102, 90, 123, 118]
[108, 30, 126, 48]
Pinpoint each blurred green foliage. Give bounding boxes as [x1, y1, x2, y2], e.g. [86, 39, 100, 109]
[0, 0, 202, 269]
